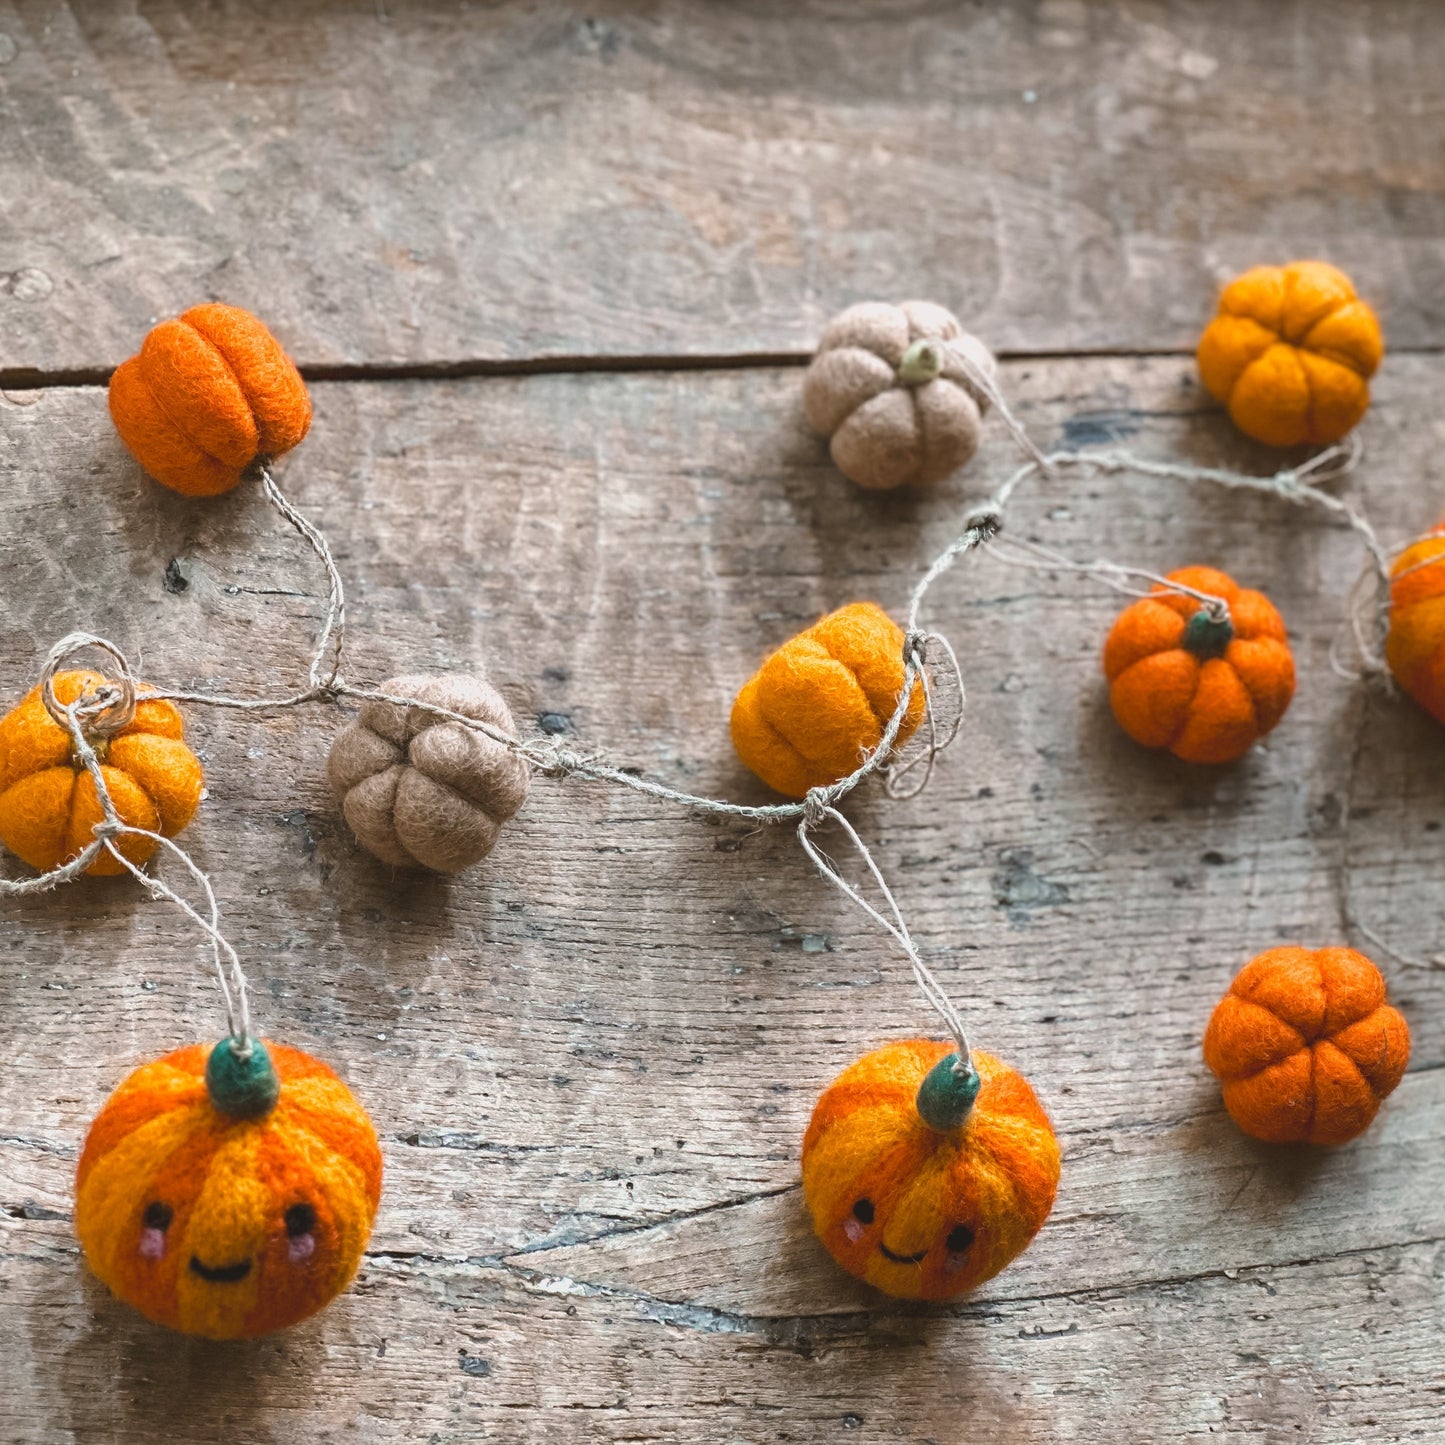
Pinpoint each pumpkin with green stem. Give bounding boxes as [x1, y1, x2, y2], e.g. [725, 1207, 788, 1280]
[801, 1039, 1060, 1300]
[75, 1038, 382, 1338]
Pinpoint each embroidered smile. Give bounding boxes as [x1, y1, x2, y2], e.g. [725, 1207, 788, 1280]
[878, 1242, 927, 1265]
[188, 1255, 253, 1283]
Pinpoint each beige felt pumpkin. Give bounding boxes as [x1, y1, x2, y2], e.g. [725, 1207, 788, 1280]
[803, 300, 996, 490]
[328, 673, 530, 872]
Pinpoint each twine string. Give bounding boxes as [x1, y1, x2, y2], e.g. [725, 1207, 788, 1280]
[797, 803, 972, 1066]
[143, 463, 349, 713]
[983, 535, 1233, 618]
[942, 340, 1055, 478]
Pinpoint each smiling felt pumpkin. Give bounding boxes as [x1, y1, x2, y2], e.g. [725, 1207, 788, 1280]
[1384, 523, 1445, 724]
[109, 303, 312, 497]
[801, 1040, 1060, 1300]
[731, 602, 925, 798]
[75, 1038, 382, 1339]
[1103, 566, 1295, 764]
[0, 669, 204, 876]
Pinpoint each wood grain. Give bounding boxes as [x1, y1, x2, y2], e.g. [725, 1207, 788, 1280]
[2, 356, 1443, 1440]
[1, 0, 1444, 375]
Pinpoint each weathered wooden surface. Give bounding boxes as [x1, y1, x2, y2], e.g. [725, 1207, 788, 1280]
[2, 355, 1444, 1442]
[5, 0, 1445, 1436]
[3, 0, 1445, 375]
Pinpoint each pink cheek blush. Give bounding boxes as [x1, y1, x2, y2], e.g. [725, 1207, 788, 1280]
[843, 1217, 867, 1244]
[139, 1228, 166, 1261]
[287, 1232, 316, 1265]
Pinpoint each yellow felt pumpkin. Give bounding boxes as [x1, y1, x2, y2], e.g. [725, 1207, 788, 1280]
[801, 1040, 1060, 1300]
[730, 602, 924, 798]
[75, 1039, 382, 1339]
[0, 669, 203, 876]
[1196, 261, 1383, 446]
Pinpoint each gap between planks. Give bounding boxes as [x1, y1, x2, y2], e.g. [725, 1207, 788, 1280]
[7, 343, 1444, 393]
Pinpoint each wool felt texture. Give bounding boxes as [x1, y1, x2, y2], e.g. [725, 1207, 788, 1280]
[0, 669, 203, 876]
[328, 672, 530, 873]
[1102, 566, 1295, 765]
[730, 602, 926, 799]
[109, 303, 312, 497]
[1203, 947, 1409, 1146]
[1385, 524, 1445, 724]
[75, 1040, 382, 1339]
[1196, 261, 1383, 447]
[803, 300, 997, 490]
[801, 1039, 1060, 1301]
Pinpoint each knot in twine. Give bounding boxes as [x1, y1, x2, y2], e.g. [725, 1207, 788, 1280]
[802, 787, 834, 830]
[524, 741, 579, 778]
[964, 504, 1003, 540]
[40, 633, 138, 741]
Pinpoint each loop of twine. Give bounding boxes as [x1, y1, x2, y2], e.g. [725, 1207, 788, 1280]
[40, 632, 138, 739]
[884, 631, 966, 802]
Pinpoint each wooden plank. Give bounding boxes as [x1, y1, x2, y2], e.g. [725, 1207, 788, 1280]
[3, 1237, 1444, 1443]
[1, 356, 1443, 1439]
[2, 0, 1444, 374]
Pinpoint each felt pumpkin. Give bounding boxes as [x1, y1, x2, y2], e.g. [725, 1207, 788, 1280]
[801, 1040, 1060, 1301]
[1102, 566, 1294, 765]
[1197, 261, 1383, 447]
[803, 300, 996, 490]
[730, 602, 925, 798]
[1384, 523, 1445, 724]
[109, 303, 312, 497]
[1204, 947, 1409, 1145]
[75, 1038, 382, 1339]
[327, 672, 531, 872]
[0, 670, 203, 876]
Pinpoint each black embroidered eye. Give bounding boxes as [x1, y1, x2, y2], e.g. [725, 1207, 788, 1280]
[946, 1224, 974, 1253]
[285, 1203, 316, 1237]
[852, 1199, 874, 1224]
[143, 1201, 173, 1231]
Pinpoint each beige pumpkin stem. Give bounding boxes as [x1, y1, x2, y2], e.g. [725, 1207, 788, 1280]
[897, 338, 944, 387]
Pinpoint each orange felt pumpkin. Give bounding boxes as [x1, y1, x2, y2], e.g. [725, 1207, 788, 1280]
[1102, 566, 1295, 765]
[730, 602, 925, 798]
[0, 669, 203, 876]
[1196, 261, 1383, 447]
[1384, 522, 1445, 724]
[75, 1038, 382, 1339]
[801, 1040, 1060, 1301]
[1203, 947, 1409, 1145]
[109, 303, 312, 497]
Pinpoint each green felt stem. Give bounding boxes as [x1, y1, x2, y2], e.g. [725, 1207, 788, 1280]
[1182, 607, 1235, 661]
[205, 1037, 280, 1118]
[897, 338, 943, 387]
[916, 1052, 981, 1132]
